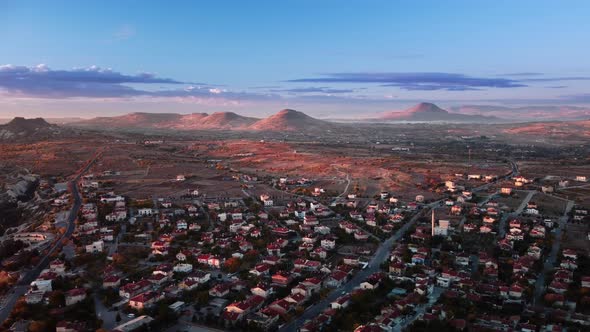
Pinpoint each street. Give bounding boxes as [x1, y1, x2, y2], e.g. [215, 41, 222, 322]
[533, 200, 574, 305]
[279, 159, 518, 332]
[0, 151, 101, 323]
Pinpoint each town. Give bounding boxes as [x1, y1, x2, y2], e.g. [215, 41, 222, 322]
[1, 2, 590, 331]
[0, 135, 588, 332]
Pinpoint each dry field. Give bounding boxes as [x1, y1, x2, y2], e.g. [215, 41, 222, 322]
[495, 191, 529, 211]
[190, 140, 509, 201]
[530, 193, 568, 216]
[563, 223, 590, 256]
[88, 142, 246, 199]
[1, 136, 512, 203]
[0, 139, 100, 178]
[518, 161, 589, 180]
[556, 187, 590, 206]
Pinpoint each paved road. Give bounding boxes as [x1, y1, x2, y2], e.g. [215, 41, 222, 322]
[533, 200, 574, 305]
[497, 190, 534, 238]
[279, 159, 519, 332]
[108, 223, 126, 256]
[280, 203, 437, 332]
[95, 292, 119, 330]
[0, 152, 100, 323]
[396, 287, 444, 330]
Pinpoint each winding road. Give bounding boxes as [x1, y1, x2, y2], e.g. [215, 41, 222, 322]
[0, 151, 101, 323]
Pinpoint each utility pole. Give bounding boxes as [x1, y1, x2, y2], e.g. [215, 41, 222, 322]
[431, 209, 435, 236]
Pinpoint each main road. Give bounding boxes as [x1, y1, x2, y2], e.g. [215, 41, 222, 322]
[279, 159, 518, 332]
[533, 200, 574, 305]
[0, 151, 101, 323]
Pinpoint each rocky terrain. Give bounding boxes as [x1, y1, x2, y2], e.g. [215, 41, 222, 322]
[0, 117, 62, 140]
[0, 172, 41, 236]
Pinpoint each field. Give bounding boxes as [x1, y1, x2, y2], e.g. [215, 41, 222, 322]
[495, 191, 529, 212]
[0, 134, 517, 207]
[531, 193, 568, 216]
[188, 140, 509, 202]
[519, 161, 589, 180]
[0, 139, 100, 180]
[563, 223, 590, 256]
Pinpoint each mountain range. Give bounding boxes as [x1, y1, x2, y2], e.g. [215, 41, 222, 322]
[71, 109, 332, 132]
[6, 103, 588, 136]
[70, 103, 506, 132]
[77, 112, 258, 130]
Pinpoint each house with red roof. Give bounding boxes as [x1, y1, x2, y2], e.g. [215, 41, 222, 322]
[119, 279, 152, 299]
[129, 291, 163, 310]
[331, 294, 351, 310]
[250, 263, 271, 277]
[65, 288, 87, 306]
[209, 283, 231, 298]
[508, 284, 524, 299]
[251, 283, 274, 298]
[271, 271, 292, 286]
[326, 270, 348, 288]
[269, 298, 294, 315]
[102, 275, 121, 288]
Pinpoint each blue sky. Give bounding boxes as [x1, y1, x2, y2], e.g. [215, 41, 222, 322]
[1, 0, 590, 118]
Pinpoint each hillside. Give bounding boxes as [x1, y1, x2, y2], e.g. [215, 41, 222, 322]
[73, 109, 329, 132]
[0, 117, 62, 140]
[449, 105, 590, 122]
[197, 112, 258, 130]
[502, 120, 590, 137]
[73, 112, 184, 129]
[249, 109, 331, 131]
[378, 102, 502, 123]
[73, 112, 258, 130]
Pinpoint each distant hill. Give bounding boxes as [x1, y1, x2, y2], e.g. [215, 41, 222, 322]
[197, 112, 258, 130]
[449, 104, 590, 122]
[378, 102, 503, 123]
[0, 117, 62, 140]
[249, 109, 331, 131]
[74, 112, 184, 129]
[502, 119, 590, 137]
[73, 109, 328, 132]
[73, 111, 258, 130]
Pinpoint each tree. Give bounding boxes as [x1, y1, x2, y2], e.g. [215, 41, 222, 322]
[196, 291, 209, 305]
[224, 257, 241, 273]
[48, 290, 65, 307]
[28, 320, 49, 332]
[116, 312, 121, 322]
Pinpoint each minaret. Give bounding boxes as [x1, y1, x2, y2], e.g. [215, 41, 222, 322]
[431, 209, 435, 236]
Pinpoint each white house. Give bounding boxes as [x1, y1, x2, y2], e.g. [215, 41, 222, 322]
[173, 263, 193, 273]
[85, 240, 104, 253]
[138, 208, 153, 216]
[31, 279, 52, 292]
